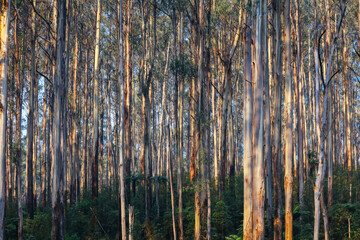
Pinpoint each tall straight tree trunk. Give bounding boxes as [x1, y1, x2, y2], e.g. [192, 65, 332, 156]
[313, 26, 322, 239]
[91, 0, 101, 200]
[252, 1, 265, 238]
[63, 0, 71, 201]
[41, 74, 48, 207]
[177, 10, 184, 240]
[105, 44, 112, 188]
[124, 0, 134, 199]
[263, 0, 272, 236]
[49, 0, 58, 207]
[99, 88, 104, 190]
[204, 4, 212, 238]
[82, 48, 89, 193]
[167, 125, 177, 240]
[211, 71, 218, 184]
[33, 80, 39, 210]
[215, 56, 227, 190]
[324, 0, 333, 208]
[284, 0, 293, 238]
[107, 76, 113, 187]
[70, 13, 78, 204]
[118, 1, 126, 238]
[219, 63, 231, 193]
[243, 0, 253, 237]
[327, 85, 333, 207]
[343, 36, 351, 173]
[14, 12, 23, 239]
[0, 0, 10, 238]
[308, 26, 315, 162]
[171, 2, 181, 237]
[76, 49, 81, 202]
[27, 0, 37, 219]
[194, 0, 205, 237]
[156, 42, 170, 216]
[272, 0, 282, 238]
[52, 0, 66, 238]
[294, 0, 304, 210]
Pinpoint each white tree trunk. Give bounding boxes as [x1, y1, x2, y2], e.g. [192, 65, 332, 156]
[313, 4, 345, 239]
[91, 0, 101, 199]
[243, 0, 253, 237]
[252, 0, 265, 238]
[118, 0, 126, 238]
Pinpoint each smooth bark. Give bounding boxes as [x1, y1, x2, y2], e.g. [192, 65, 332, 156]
[91, 0, 101, 200]
[0, 0, 10, 238]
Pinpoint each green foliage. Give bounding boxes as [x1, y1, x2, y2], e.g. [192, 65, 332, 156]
[213, 200, 232, 240]
[308, 150, 319, 176]
[4, 217, 18, 239]
[329, 202, 360, 239]
[23, 210, 52, 240]
[225, 235, 243, 240]
[4, 166, 360, 239]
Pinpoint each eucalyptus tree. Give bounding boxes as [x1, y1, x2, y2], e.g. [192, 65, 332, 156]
[0, 0, 11, 238]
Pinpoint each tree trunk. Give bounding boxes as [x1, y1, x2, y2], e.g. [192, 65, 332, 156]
[124, 0, 134, 199]
[327, 87, 333, 207]
[194, 0, 205, 238]
[70, 13, 78, 204]
[118, 0, 127, 238]
[343, 35, 351, 173]
[82, 48, 89, 193]
[156, 42, 170, 217]
[313, 4, 345, 239]
[294, 0, 304, 210]
[128, 205, 134, 240]
[26, 0, 37, 219]
[219, 63, 231, 193]
[52, 0, 66, 238]
[0, 0, 10, 238]
[177, 10, 184, 240]
[252, 1, 265, 238]
[14, 12, 23, 239]
[41, 74, 48, 207]
[284, 0, 293, 238]
[313, 32, 322, 240]
[272, 0, 282, 238]
[263, 0, 272, 236]
[91, 0, 101, 200]
[243, 0, 253, 237]
[139, 0, 156, 222]
[167, 125, 177, 240]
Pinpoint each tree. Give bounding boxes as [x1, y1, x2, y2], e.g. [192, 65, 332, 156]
[313, 2, 346, 239]
[118, 0, 126, 238]
[271, 0, 283, 238]
[26, 0, 37, 219]
[294, 0, 304, 210]
[91, 0, 101, 200]
[14, 8, 23, 239]
[252, 0, 265, 238]
[0, 0, 10, 238]
[243, 0, 253, 238]
[284, 0, 293, 238]
[52, 0, 66, 238]
[124, 0, 134, 198]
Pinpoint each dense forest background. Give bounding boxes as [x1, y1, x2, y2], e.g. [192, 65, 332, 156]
[0, 0, 359, 239]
